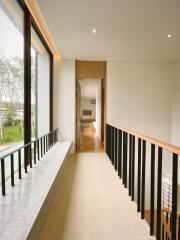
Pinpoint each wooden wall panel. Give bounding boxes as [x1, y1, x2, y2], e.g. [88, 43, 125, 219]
[76, 60, 106, 80]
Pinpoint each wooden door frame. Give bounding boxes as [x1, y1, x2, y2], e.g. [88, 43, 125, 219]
[75, 60, 106, 153]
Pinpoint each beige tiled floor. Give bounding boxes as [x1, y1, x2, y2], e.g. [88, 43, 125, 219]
[33, 153, 154, 240]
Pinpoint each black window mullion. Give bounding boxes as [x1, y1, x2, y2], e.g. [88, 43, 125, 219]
[24, 7, 31, 167]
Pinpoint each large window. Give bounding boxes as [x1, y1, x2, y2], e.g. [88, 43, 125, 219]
[0, 0, 24, 152]
[0, 0, 52, 151]
[31, 27, 50, 138]
[0, 0, 53, 184]
[0, 0, 52, 161]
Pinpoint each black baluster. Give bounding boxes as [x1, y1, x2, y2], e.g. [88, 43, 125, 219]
[41, 138, 43, 157]
[141, 140, 146, 219]
[150, 144, 155, 236]
[112, 127, 115, 166]
[29, 144, 32, 168]
[46, 135, 48, 152]
[51, 132, 52, 146]
[115, 128, 118, 171]
[11, 154, 14, 186]
[110, 126, 112, 162]
[37, 139, 40, 160]
[118, 129, 122, 178]
[107, 125, 110, 157]
[105, 125, 108, 155]
[156, 147, 162, 240]
[106, 125, 109, 157]
[47, 134, 49, 151]
[34, 141, 36, 164]
[171, 153, 178, 240]
[131, 135, 135, 201]
[18, 150, 22, 179]
[137, 138, 141, 212]
[128, 134, 132, 196]
[55, 130, 57, 143]
[124, 132, 128, 188]
[1, 158, 5, 195]
[24, 147, 28, 173]
[50, 133, 51, 148]
[44, 136, 46, 154]
[123, 132, 126, 185]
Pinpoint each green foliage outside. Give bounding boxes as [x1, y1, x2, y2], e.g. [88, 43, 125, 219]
[0, 55, 36, 147]
[0, 123, 23, 145]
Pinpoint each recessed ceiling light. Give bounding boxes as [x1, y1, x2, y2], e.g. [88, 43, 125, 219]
[168, 33, 172, 38]
[92, 28, 96, 34]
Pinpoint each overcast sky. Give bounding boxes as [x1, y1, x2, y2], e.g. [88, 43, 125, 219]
[0, 8, 23, 57]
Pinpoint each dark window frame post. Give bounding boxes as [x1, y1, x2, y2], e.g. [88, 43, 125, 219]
[50, 54, 54, 131]
[18, 0, 54, 146]
[24, 6, 31, 168]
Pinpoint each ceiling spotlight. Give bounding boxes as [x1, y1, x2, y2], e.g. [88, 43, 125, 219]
[168, 33, 172, 38]
[92, 28, 96, 34]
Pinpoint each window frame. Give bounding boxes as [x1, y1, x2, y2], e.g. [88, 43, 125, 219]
[15, 0, 54, 146]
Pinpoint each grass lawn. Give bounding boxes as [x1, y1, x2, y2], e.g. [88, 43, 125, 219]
[0, 125, 23, 145]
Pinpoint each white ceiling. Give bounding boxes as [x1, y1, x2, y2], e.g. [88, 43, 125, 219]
[79, 79, 100, 99]
[37, 0, 180, 62]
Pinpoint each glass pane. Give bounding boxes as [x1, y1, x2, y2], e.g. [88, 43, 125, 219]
[0, 0, 24, 152]
[31, 26, 50, 138]
[31, 45, 37, 139]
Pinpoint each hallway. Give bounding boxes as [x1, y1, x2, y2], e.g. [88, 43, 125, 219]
[33, 152, 154, 240]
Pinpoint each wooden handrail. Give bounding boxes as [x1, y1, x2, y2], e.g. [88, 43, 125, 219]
[107, 122, 180, 155]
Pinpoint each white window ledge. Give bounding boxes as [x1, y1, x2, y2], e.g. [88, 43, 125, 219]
[0, 141, 72, 240]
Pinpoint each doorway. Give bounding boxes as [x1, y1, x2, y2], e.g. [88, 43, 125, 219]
[75, 61, 106, 152]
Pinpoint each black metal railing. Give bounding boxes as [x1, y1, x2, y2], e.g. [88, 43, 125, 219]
[106, 123, 179, 240]
[0, 128, 58, 196]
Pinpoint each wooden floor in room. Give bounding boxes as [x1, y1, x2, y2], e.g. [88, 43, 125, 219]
[30, 153, 153, 240]
[144, 210, 157, 236]
[79, 123, 104, 152]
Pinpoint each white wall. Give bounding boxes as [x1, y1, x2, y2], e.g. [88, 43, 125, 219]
[107, 61, 174, 143]
[80, 98, 96, 120]
[96, 80, 101, 140]
[171, 61, 180, 147]
[107, 61, 174, 209]
[171, 61, 180, 206]
[53, 58, 75, 151]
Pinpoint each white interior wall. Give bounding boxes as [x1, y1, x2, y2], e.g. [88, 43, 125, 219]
[96, 80, 101, 140]
[80, 98, 96, 120]
[37, 53, 50, 137]
[171, 61, 180, 208]
[53, 58, 75, 152]
[107, 61, 175, 209]
[171, 61, 180, 148]
[107, 61, 174, 143]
